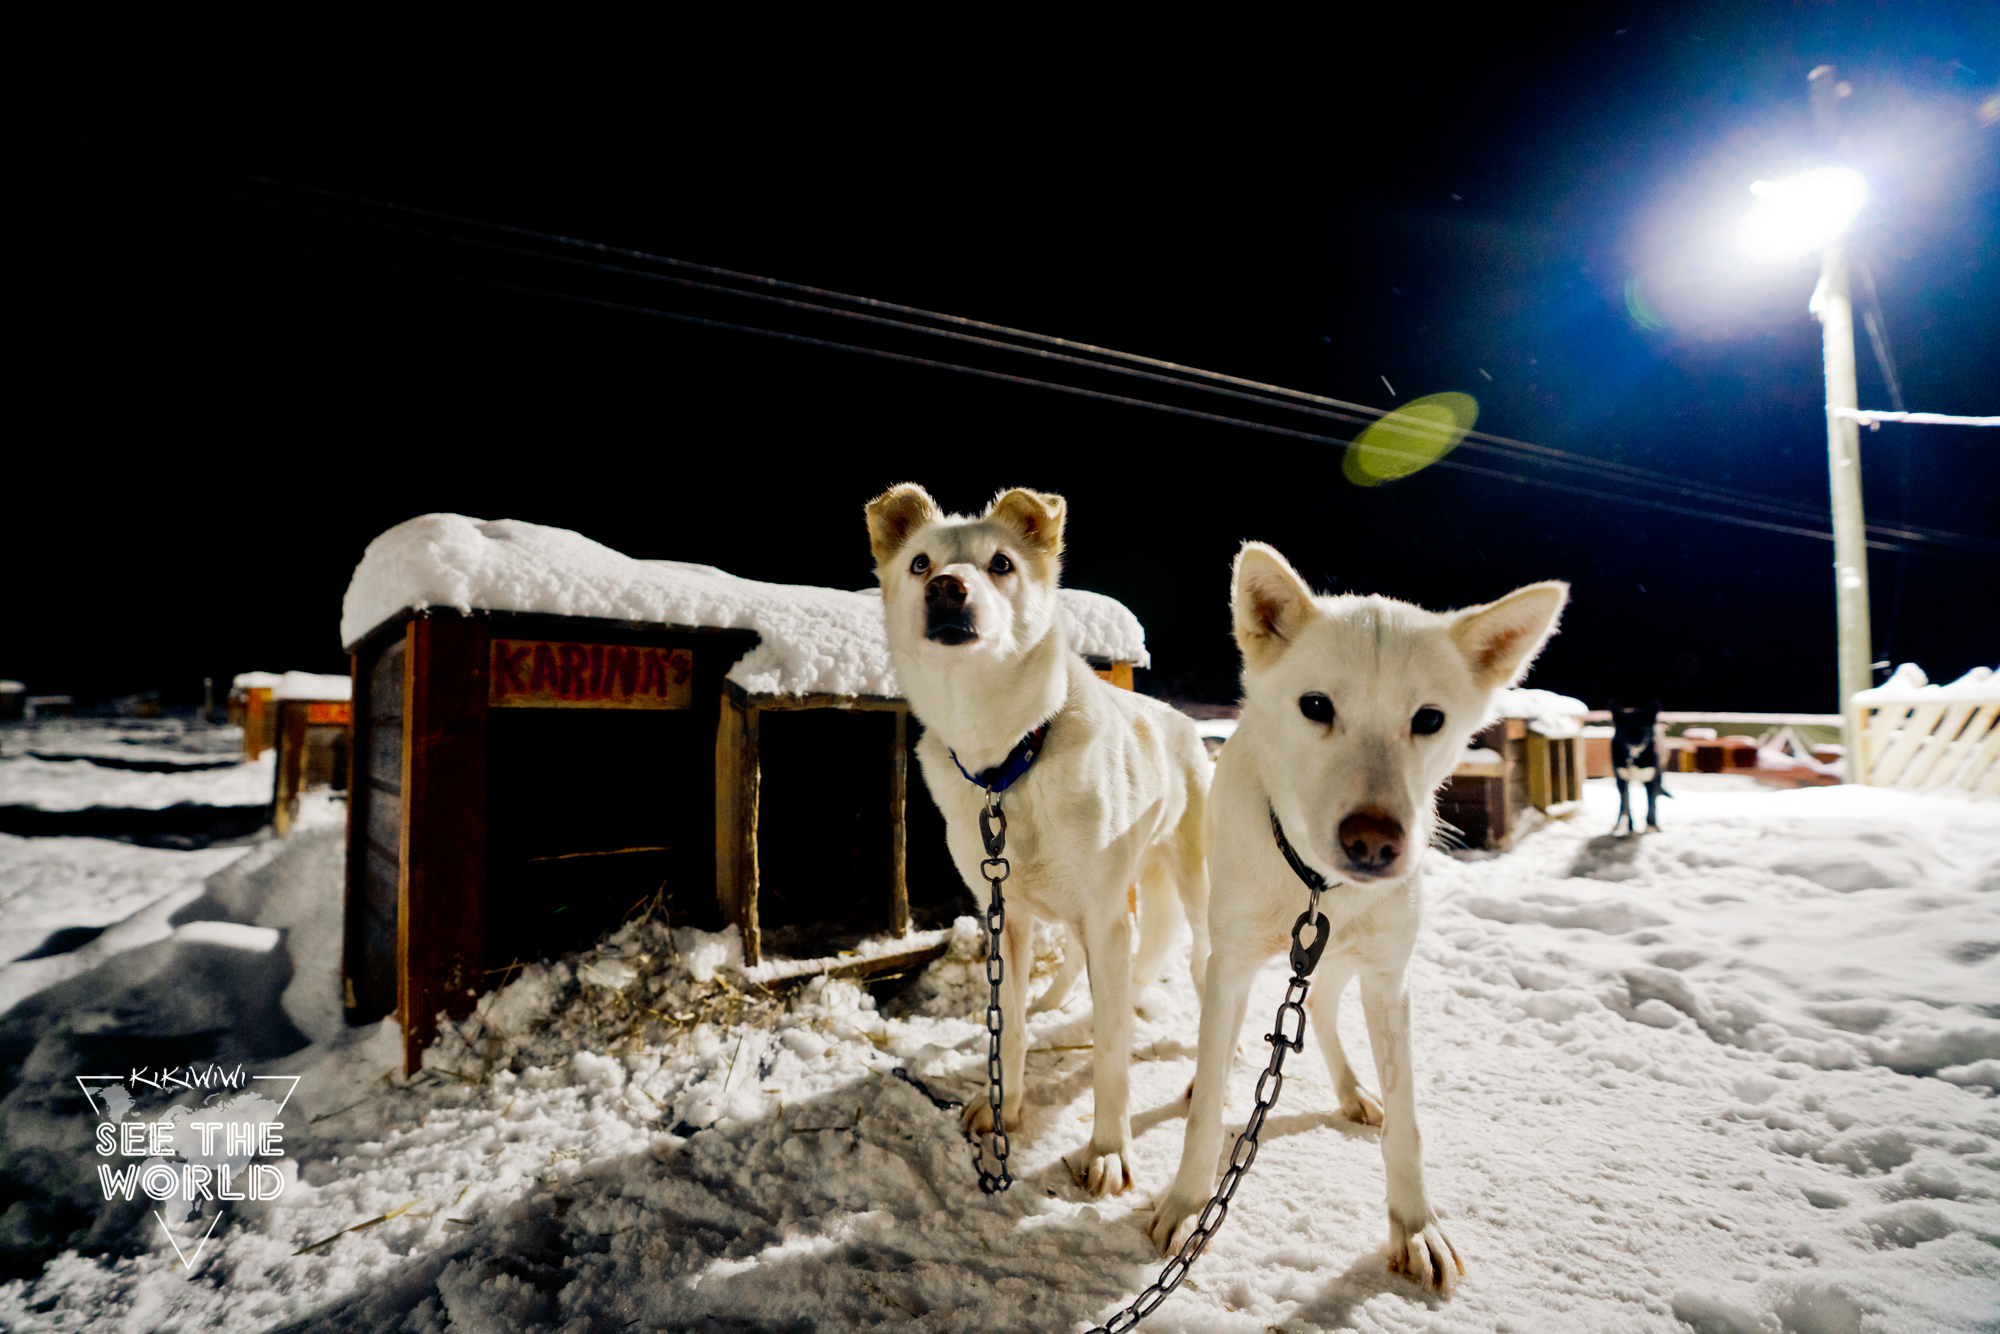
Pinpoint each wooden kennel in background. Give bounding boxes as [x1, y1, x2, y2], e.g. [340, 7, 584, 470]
[272, 690, 352, 837]
[1437, 719, 1585, 852]
[229, 674, 282, 759]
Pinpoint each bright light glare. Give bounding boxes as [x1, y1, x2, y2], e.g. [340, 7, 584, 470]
[1740, 168, 1868, 261]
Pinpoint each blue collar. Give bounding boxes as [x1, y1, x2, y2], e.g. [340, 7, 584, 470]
[951, 724, 1049, 795]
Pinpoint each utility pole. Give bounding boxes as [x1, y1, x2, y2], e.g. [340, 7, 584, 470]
[1809, 65, 1872, 731]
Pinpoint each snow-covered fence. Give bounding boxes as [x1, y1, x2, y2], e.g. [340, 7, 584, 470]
[1849, 665, 2000, 795]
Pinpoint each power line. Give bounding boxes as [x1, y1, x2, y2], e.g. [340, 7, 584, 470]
[207, 171, 1985, 551]
[259, 236, 1922, 555]
[70, 142, 1991, 556]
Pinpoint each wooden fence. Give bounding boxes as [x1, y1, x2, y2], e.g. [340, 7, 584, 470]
[1849, 667, 2000, 795]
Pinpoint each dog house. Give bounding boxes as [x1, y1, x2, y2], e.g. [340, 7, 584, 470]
[338, 515, 1153, 1071]
[230, 672, 284, 758]
[1438, 689, 1587, 851]
[270, 672, 353, 836]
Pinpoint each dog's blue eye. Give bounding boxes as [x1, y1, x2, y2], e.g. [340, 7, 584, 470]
[989, 552, 1013, 576]
[909, 553, 930, 575]
[1298, 693, 1334, 725]
[1412, 707, 1444, 735]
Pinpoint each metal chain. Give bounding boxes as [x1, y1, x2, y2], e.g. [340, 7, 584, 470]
[1085, 848, 1329, 1333]
[890, 1067, 963, 1112]
[974, 789, 1013, 1193]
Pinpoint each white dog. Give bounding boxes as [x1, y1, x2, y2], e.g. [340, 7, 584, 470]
[1147, 542, 1567, 1291]
[866, 484, 1212, 1196]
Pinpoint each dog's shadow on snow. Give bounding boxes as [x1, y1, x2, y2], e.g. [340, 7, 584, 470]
[260, 1050, 1417, 1334]
[1289, 1245, 1453, 1329]
[261, 1068, 1167, 1332]
[1569, 832, 1645, 881]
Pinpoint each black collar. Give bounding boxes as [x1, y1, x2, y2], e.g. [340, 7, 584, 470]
[950, 724, 1050, 795]
[1269, 804, 1333, 977]
[1269, 804, 1329, 892]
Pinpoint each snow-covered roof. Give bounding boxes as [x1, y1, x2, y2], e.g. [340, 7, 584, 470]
[1852, 663, 1998, 708]
[272, 672, 352, 703]
[231, 672, 285, 692]
[1492, 687, 1588, 737]
[340, 514, 1150, 697]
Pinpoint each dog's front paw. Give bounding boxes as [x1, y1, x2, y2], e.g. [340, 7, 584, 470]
[1387, 1213, 1464, 1293]
[961, 1096, 1023, 1139]
[1340, 1085, 1384, 1126]
[1144, 1189, 1205, 1254]
[1085, 1148, 1134, 1197]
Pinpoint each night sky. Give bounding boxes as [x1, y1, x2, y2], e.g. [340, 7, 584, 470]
[15, 5, 1997, 712]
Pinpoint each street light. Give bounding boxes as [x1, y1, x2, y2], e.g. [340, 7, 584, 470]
[1741, 66, 1873, 733]
[1740, 168, 1868, 261]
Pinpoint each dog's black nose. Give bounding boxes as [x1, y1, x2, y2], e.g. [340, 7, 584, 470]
[925, 574, 967, 612]
[924, 574, 978, 645]
[1338, 807, 1404, 876]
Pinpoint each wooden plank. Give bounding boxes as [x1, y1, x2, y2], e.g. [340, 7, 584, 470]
[737, 688, 907, 713]
[1859, 704, 1907, 783]
[1902, 701, 1976, 789]
[1933, 703, 1999, 791]
[396, 615, 491, 1075]
[1958, 706, 2000, 793]
[273, 701, 309, 837]
[1874, 702, 1946, 787]
[369, 641, 406, 720]
[748, 933, 951, 986]
[1585, 710, 1846, 726]
[715, 690, 762, 965]
[1525, 734, 1552, 810]
[889, 708, 910, 938]
[1093, 662, 1135, 690]
[244, 687, 273, 759]
[342, 650, 369, 1022]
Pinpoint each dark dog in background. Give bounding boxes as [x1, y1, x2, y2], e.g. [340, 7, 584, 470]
[1608, 699, 1667, 834]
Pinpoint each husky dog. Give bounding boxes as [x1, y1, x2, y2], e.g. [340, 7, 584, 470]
[1147, 543, 1566, 1291]
[865, 484, 1211, 1196]
[1607, 699, 1666, 834]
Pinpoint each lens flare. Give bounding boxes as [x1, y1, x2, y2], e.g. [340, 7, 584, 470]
[1623, 277, 1665, 331]
[1740, 167, 1867, 261]
[1342, 392, 1479, 487]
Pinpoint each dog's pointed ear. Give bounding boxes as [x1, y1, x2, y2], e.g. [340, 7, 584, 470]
[1232, 542, 1316, 669]
[1449, 581, 1569, 689]
[865, 484, 941, 565]
[985, 487, 1065, 556]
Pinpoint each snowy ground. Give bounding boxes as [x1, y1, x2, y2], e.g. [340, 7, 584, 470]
[0, 754, 274, 813]
[2, 776, 1997, 1332]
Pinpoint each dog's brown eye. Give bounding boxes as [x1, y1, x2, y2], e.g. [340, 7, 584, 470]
[989, 552, 1013, 576]
[909, 553, 930, 575]
[1412, 707, 1444, 735]
[1299, 693, 1334, 725]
